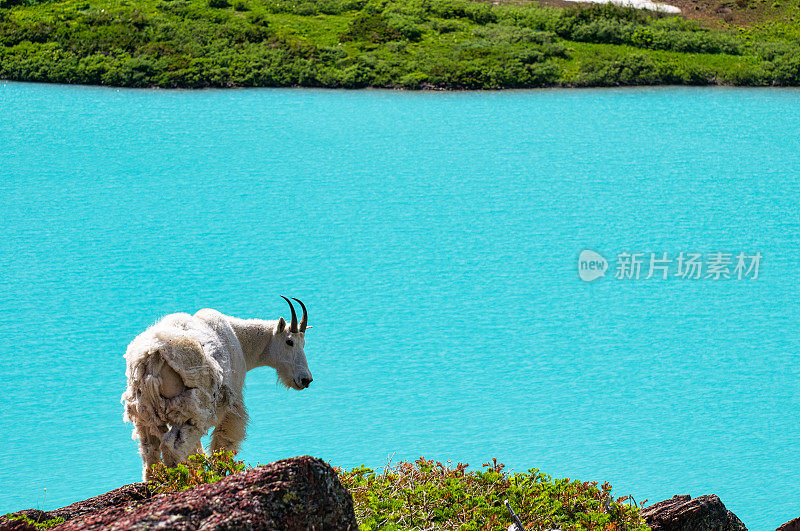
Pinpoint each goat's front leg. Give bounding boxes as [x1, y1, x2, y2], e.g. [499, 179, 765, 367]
[135, 421, 166, 482]
[210, 404, 248, 454]
[160, 421, 204, 467]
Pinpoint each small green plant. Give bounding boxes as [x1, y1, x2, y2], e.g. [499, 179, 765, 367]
[3, 514, 65, 530]
[148, 450, 246, 494]
[337, 457, 649, 530]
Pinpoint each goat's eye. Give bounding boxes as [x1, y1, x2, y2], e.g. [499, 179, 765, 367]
[286, 339, 294, 347]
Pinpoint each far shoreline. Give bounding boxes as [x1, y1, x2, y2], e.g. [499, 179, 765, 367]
[3, 0, 799, 91]
[4, 78, 800, 92]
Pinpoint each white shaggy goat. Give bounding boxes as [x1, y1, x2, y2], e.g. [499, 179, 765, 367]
[121, 297, 313, 480]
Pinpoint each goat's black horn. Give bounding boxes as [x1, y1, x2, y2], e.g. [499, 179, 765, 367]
[281, 295, 298, 333]
[292, 298, 308, 333]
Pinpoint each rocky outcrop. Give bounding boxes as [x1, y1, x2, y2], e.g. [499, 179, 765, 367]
[778, 517, 800, 531]
[55, 482, 152, 522]
[0, 456, 356, 531]
[0, 483, 153, 531]
[642, 494, 747, 531]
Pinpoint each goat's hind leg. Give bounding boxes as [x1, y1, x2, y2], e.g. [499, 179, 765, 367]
[134, 421, 166, 482]
[161, 421, 204, 467]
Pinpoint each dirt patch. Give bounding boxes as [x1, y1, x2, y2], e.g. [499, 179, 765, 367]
[501, 0, 794, 26]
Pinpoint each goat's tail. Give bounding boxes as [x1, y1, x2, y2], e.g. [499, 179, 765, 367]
[122, 346, 171, 441]
[122, 327, 224, 443]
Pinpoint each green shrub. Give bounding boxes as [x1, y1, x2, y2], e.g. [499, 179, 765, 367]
[208, 0, 229, 9]
[770, 51, 800, 84]
[340, 12, 401, 42]
[386, 14, 423, 41]
[426, 0, 497, 24]
[338, 457, 649, 530]
[149, 451, 246, 493]
[430, 18, 460, 33]
[294, 2, 319, 15]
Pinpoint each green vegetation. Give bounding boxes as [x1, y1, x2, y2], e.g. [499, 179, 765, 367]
[0, 0, 799, 87]
[148, 450, 246, 493]
[148, 452, 648, 530]
[338, 457, 648, 530]
[2, 513, 65, 529]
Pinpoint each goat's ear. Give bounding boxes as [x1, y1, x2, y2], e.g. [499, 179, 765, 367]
[276, 317, 286, 334]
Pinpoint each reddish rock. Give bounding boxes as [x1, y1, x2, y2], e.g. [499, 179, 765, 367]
[1, 456, 355, 531]
[0, 514, 41, 531]
[778, 517, 800, 531]
[55, 482, 153, 522]
[0, 483, 152, 531]
[642, 494, 747, 531]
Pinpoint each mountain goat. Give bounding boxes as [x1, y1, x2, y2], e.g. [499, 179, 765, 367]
[121, 297, 313, 480]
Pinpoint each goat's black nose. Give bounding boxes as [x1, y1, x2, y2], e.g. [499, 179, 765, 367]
[301, 377, 313, 388]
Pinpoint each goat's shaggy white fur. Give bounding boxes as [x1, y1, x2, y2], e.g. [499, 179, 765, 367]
[121, 305, 312, 480]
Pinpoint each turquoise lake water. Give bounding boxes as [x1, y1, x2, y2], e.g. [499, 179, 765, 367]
[1, 82, 798, 529]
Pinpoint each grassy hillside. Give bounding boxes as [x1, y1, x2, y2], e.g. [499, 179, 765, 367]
[1, 0, 799, 87]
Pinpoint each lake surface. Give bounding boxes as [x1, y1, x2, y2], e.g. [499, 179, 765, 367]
[1, 82, 798, 529]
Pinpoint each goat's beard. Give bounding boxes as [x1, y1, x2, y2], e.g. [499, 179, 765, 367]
[276, 370, 298, 390]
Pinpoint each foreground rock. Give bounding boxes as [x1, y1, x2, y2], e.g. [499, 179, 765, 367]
[642, 494, 747, 531]
[0, 483, 152, 531]
[778, 517, 800, 531]
[0, 456, 356, 531]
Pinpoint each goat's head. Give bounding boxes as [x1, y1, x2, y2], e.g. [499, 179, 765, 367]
[271, 296, 313, 391]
